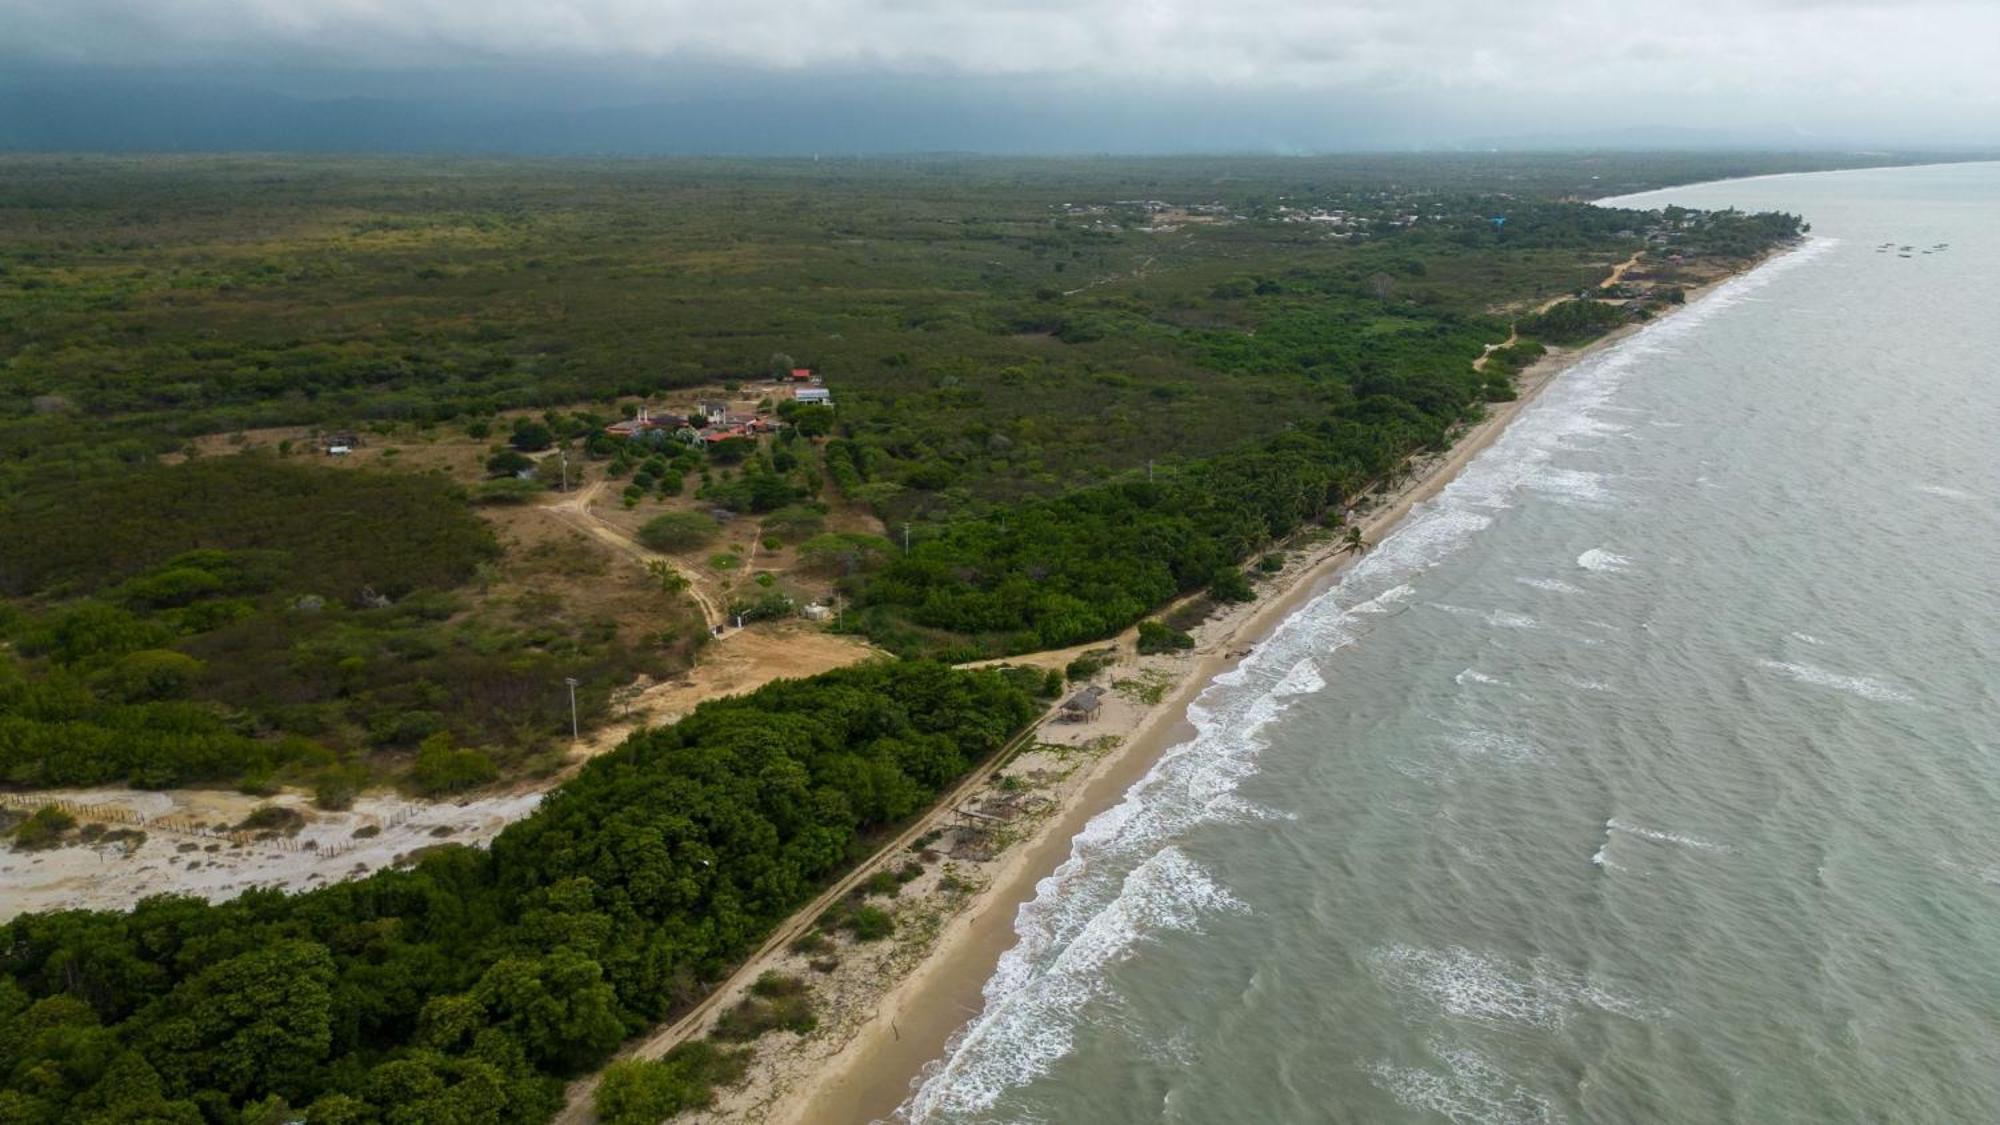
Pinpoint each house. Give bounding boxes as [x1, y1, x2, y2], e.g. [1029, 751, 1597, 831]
[794, 387, 832, 407]
[787, 368, 816, 384]
[697, 399, 730, 425]
[605, 406, 671, 439]
[1060, 687, 1103, 722]
[321, 431, 360, 455]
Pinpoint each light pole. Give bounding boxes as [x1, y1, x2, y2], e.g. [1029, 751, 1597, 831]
[559, 449, 569, 493]
[564, 677, 579, 742]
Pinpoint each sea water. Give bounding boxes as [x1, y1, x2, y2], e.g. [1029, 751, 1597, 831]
[900, 161, 2000, 1123]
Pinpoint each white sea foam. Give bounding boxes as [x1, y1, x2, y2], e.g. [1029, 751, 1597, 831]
[1790, 632, 1823, 645]
[901, 847, 1244, 1119]
[1352, 583, 1416, 614]
[1455, 668, 1506, 687]
[1517, 577, 1584, 594]
[1369, 946, 1658, 1029]
[901, 243, 1817, 1119]
[1914, 483, 1976, 500]
[1757, 659, 1916, 705]
[1368, 1042, 1560, 1125]
[1447, 729, 1545, 765]
[1526, 465, 1614, 505]
[1576, 548, 1632, 573]
[1606, 818, 1727, 851]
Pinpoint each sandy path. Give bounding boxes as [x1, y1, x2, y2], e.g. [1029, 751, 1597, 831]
[1476, 249, 1639, 374]
[543, 479, 723, 630]
[549, 716, 1051, 1124]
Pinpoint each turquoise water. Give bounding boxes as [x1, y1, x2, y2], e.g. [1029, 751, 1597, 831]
[902, 162, 2000, 1124]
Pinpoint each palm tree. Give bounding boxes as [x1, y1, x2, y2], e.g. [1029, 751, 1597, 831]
[1343, 525, 1369, 553]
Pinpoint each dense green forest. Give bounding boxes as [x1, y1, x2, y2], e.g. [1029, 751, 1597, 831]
[0, 457, 677, 792]
[0, 154, 1812, 765]
[0, 661, 1040, 1123]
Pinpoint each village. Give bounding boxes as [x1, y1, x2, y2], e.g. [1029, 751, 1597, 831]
[603, 365, 832, 448]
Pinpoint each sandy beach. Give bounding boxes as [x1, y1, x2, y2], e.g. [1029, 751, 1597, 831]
[546, 248, 1789, 1125]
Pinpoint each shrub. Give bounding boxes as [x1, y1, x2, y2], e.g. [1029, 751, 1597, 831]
[789, 932, 833, 956]
[1209, 567, 1256, 604]
[594, 1043, 750, 1125]
[761, 505, 826, 544]
[845, 905, 894, 941]
[1257, 552, 1286, 573]
[313, 764, 368, 811]
[484, 449, 535, 478]
[1065, 654, 1109, 681]
[863, 870, 902, 898]
[10, 806, 75, 850]
[237, 805, 305, 835]
[637, 511, 720, 553]
[409, 734, 498, 796]
[1136, 619, 1195, 654]
[711, 979, 817, 1041]
[509, 420, 554, 452]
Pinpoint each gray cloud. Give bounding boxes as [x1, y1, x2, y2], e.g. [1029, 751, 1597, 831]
[2, 0, 1996, 148]
[3, 0, 1996, 96]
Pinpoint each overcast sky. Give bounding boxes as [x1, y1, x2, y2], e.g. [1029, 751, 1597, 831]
[4, 0, 1997, 150]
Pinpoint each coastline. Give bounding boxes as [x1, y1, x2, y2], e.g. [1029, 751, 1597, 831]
[739, 249, 1791, 1125]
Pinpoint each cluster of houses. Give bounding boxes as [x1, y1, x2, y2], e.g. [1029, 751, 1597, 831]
[603, 368, 831, 447]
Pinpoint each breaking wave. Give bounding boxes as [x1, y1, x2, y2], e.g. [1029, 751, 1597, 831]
[1369, 1042, 1560, 1125]
[1757, 659, 1916, 705]
[1576, 548, 1632, 573]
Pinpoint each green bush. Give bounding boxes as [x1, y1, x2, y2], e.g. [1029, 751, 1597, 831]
[1209, 567, 1256, 604]
[1136, 619, 1195, 655]
[9, 805, 75, 850]
[845, 905, 895, 941]
[637, 511, 721, 553]
[409, 734, 498, 796]
[711, 977, 817, 1042]
[595, 1043, 750, 1125]
[1065, 654, 1109, 681]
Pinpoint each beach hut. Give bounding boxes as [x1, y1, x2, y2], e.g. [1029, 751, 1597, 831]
[1060, 687, 1103, 722]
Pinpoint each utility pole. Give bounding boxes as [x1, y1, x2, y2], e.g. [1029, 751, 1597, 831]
[902, 523, 912, 553]
[564, 677, 579, 742]
[559, 449, 569, 493]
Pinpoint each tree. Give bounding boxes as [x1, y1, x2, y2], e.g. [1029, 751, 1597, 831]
[1343, 525, 1369, 553]
[509, 421, 554, 453]
[636, 512, 720, 553]
[141, 941, 336, 1104]
[410, 734, 497, 796]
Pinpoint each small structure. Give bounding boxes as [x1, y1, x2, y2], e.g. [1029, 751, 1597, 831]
[605, 406, 672, 439]
[321, 431, 360, 455]
[697, 399, 730, 425]
[794, 387, 832, 407]
[787, 367, 816, 384]
[1060, 687, 1103, 723]
[802, 603, 833, 622]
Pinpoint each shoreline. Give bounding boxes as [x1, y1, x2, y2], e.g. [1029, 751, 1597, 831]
[769, 248, 1786, 1125]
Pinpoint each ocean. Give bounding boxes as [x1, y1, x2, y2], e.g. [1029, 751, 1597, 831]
[899, 161, 2000, 1123]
